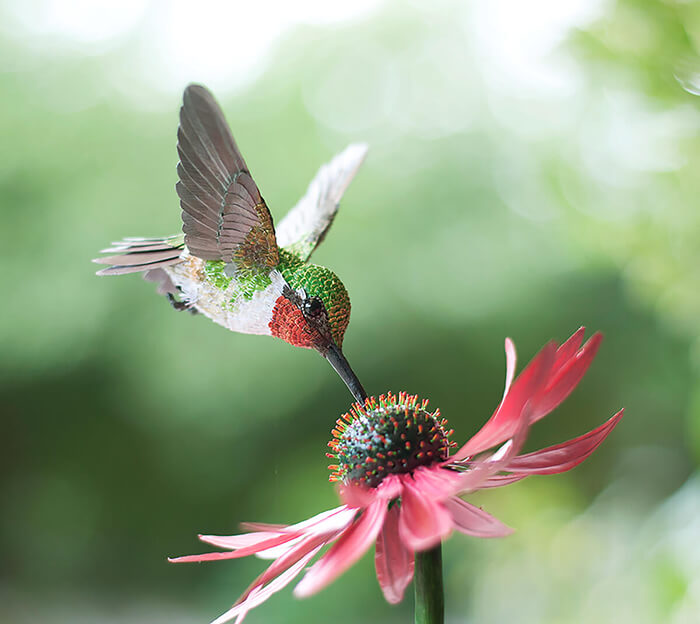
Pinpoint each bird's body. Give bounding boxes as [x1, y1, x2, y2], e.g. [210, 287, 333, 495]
[166, 248, 286, 336]
[95, 84, 367, 401]
[142, 246, 349, 344]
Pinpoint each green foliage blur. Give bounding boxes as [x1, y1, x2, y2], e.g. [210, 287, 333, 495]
[2, 1, 700, 622]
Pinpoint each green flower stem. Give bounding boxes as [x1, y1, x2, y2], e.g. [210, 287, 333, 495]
[414, 544, 444, 624]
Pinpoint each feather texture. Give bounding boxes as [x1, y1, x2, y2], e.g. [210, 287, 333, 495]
[176, 84, 278, 269]
[93, 236, 184, 276]
[143, 268, 179, 295]
[276, 143, 367, 261]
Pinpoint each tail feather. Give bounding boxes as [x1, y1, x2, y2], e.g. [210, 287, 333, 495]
[101, 241, 181, 253]
[93, 235, 185, 276]
[98, 249, 182, 267]
[123, 236, 183, 243]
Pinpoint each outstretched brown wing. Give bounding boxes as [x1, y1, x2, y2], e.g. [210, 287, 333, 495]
[176, 84, 278, 268]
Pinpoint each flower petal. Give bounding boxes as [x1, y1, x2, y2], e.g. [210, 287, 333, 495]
[169, 533, 300, 563]
[199, 532, 283, 550]
[294, 500, 387, 598]
[412, 465, 463, 501]
[375, 504, 414, 604]
[480, 473, 528, 488]
[244, 507, 356, 559]
[339, 474, 402, 508]
[209, 548, 320, 624]
[398, 479, 453, 551]
[531, 332, 602, 422]
[181, 508, 357, 565]
[242, 506, 353, 534]
[254, 536, 305, 560]
[192, 509, 358, 623]
[376, 474, 403, 501]
[338, 481, 380, 508]
[452, 341, 557, 461]
[200, 532, 307, 561]
[444, 497, 513, 538]
[551, 326, 585, 370]
[453, 407, 530, 494]
[505, 409, 624, 475]
[236, 535, 334, 607]
[503, 337, 517, 398]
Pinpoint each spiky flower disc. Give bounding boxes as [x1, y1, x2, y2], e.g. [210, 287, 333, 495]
[327, 391, 454, 488]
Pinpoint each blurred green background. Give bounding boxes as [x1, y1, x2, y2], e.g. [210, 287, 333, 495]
[2, 0, 700, 622]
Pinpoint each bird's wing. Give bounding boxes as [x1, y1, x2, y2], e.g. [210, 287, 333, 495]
[275, 143, 368, 261]
[176, 84, 278, 269]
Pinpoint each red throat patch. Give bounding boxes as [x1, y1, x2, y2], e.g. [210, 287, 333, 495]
[269, 296, 322, 348]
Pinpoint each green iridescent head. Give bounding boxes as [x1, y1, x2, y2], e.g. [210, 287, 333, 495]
[277, 250, 351, 347]
[289, 264, 350, 347]
[274, 250, 363, 402]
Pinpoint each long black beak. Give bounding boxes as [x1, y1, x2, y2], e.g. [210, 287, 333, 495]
[324, 343, 367, 403]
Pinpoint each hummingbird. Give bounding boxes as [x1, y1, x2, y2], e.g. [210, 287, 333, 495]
[94, 84, 368, 402]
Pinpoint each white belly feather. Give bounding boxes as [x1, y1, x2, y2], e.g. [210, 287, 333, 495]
[164, 252, 285, 336]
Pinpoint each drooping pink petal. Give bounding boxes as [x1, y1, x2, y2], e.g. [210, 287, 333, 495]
[338, 481, 381, 508]
[412, 465, 463, 501]
[236, 535, 336, 608]
[504, 409, 624, 475]
[209, 597, 250, 624]
[338, 474, 402, 508]
[169, 532, 301, 563]
[398, 479, 453, 551]
[452, 341, 556, 461]
[210, 547, 321, 624]
[479, 473, 528, 488]
[199, 532, 283, 550]
[376, 474, 403, 501]
[254, 537, 305, 560]
[375, 504, 414, 604]
[531, 332, 602, 422]
[294, 500, 388, 598]
[294, 506, 357, 535]
[197, 510, 358, 623]
[503, 337, 517, 398]
[255, 507, 356, 559]
[242, 506, 353, 534]
[444, 496, 513, 538]
[238, 507, 356, 560]
[453, 407, 531, 494]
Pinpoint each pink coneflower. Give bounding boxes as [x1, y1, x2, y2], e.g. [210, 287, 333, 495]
[171, 328, 623, 623]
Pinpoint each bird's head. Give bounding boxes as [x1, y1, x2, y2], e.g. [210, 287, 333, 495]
[269, 263, 365, 402]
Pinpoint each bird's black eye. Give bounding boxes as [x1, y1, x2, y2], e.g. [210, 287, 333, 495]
[304, 297, 324, 318]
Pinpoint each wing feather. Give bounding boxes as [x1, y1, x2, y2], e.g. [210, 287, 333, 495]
[176, 84, 278, 268]
[276, 143, 367, 261]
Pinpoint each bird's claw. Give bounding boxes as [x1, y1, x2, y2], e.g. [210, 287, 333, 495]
[167, 293, 198, 315]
